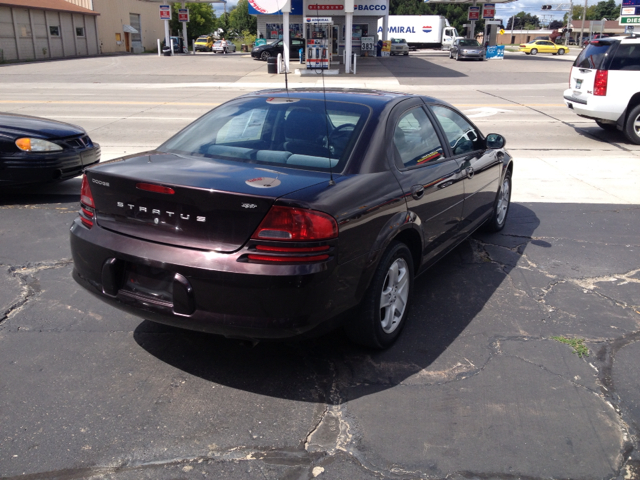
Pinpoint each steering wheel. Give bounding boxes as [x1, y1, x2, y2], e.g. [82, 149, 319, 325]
[329, 123, 356, 156]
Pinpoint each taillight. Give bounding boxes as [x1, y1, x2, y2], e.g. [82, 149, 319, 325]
[79, 174, 95, 228]
[594, 69, 608, 96]
[251, 206, 337, 241]
[247, 206, 337, 263]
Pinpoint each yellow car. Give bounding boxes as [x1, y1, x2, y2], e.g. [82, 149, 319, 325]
[194, 35, 213, 52]
[519, 40, 569, 56]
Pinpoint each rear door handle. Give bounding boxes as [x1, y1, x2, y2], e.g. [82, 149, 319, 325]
[411, 185, 424, 200]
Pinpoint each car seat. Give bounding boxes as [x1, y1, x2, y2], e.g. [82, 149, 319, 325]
[283, 109, 331, 157]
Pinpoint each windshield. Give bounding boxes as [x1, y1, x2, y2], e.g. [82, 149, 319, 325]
[458, 39, 480, 47]
[159, 97, 371, 172]
[574, 41, 615, 69]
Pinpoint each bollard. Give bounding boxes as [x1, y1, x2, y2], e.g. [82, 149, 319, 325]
[157, 39, 161, 56]
[352, 52, 357, 74]
[192, 39, 196, 54]
[277, 53, 282, 74]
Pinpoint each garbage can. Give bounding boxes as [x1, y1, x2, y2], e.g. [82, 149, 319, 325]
[162, 46, 172, 56]
[241, 44, 247, 52]
[267, 57, 278, 74]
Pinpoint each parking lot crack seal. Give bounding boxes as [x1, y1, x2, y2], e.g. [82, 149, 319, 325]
[0, 259, 73, 325]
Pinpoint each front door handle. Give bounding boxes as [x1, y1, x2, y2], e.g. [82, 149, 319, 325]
[466, 166, 475, 179]
[411, 185, 425, 200]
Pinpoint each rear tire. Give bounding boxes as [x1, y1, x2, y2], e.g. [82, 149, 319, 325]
[530, 48, 538, 55]
[345, 242, 414, 349]
[623, 104, 640, 145]
[483, 170, 512, 232]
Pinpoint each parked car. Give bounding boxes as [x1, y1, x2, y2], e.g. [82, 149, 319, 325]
[0, 113, 100, 187]
[519, 40, 569, 55]
[582, 33, 614, 47]
[449, 38, 486, 61]
[194, 35, 213, 52]
[564, 36, 640, 144]
[390, 38, 409, 56]
[212, 40, 237, 54]
[70, 89, 512, 349]
[162, 36, 187, 54]
[251, 38, 305, 61]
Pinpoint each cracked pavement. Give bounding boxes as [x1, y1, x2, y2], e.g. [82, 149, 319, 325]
[1, 192, 639, 479]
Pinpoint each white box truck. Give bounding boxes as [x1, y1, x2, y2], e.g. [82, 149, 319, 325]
[377, 15, 461, 50]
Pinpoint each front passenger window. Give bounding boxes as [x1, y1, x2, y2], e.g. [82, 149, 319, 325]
[431, 105, 482, 156]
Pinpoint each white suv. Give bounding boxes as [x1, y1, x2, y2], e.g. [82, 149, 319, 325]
[563, 35, 640, 145]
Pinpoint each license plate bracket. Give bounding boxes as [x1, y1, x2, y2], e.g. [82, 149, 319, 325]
[122, 263, 174, 303]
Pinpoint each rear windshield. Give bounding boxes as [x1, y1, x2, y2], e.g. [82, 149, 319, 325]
[392, 39, 406, 44]
[574, 41, 615, 69]
[159, 97, 370, 172]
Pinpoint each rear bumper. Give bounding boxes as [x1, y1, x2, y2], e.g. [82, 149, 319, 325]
[69, 218, 365, 340]
[563, 88, 622, 122]
[0, 145, 100, 186]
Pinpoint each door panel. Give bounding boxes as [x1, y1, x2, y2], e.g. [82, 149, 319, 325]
[388, 104, 465, 263]
[430, 105, 500, 232]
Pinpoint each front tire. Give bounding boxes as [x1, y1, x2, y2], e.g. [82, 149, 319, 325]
[484, 170, 512, 232]
[623, 104, 640, 145]
[345, 242, 414, 349]
[260, 51, 271, 61]
[558, 49, 565, 55]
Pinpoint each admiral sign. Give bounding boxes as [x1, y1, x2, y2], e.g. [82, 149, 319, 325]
[482, 3, 495, 20]
[159, 4, 171, 20]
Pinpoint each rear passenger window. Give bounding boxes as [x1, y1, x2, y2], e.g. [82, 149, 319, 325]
[393, 108, 444, 167]
[574, 42, 613, 69]
[609, 44, 640, 71]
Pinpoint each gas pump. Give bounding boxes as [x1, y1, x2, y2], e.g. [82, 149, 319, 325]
[483, 20, 501, 47]
[305, 18, 333, 69]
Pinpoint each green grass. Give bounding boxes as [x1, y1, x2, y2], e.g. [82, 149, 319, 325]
[551, 336, 589, 358]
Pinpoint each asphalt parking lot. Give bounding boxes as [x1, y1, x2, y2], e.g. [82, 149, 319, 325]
[1, 51, 639, 480]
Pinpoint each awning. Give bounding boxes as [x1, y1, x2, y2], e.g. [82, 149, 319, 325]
[123, 24, 139, 34]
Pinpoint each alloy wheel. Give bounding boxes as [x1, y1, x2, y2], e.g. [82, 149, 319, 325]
[379, 257, 409, 334]
[496, 176, 511, 225]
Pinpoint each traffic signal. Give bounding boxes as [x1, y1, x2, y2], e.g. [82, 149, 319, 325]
[542, 5, 552, 9]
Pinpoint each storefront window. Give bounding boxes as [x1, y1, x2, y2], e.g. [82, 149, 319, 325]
[265, 23, 303, 40]
[342, 24, 368, 46]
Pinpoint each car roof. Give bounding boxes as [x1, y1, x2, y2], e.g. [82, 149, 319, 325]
[244, 88, 453, 109]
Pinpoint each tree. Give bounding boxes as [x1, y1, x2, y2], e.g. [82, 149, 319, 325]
[169, 3, 217, 40]
[593, 0, 620, 20]
[549, 20, 564, 29]
[229, 0, 257, 36]
[217, 12, 234, 40]
[505, 12, 541, 30]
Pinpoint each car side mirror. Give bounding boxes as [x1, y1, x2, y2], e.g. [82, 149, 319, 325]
[486, 133, 506, 149]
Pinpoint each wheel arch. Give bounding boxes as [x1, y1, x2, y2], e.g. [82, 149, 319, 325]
[624, 93, 640, 124]
[354, 212, 423, 300]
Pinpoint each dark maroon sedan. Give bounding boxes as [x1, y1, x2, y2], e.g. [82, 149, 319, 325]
[70, 89, 513, 349]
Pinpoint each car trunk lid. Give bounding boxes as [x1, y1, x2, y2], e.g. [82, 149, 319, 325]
[87, 152, 330, 252]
